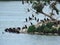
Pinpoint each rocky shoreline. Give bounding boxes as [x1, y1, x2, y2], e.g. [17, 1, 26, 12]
[4, 20, 60, 36]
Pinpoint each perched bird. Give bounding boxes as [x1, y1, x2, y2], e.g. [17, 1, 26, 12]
[12, 28, 20, 33]
[30, 22, 33, 25]
[47, 18, 50, 21]
[35, 17, 37, 20]
[5, 27, 20, 33]
[32, 14, 34, 17]
[5, 28, 9, 32]
[25, 25, 27, 29]
[22, 25, 27, 29]
[8, 28, 13, 32]
[37, 18, 39, 22]
[22, 27, 26, 29]
[25, 18, 28, 22]
[22, 0, 24, 4]
[12, 28, 16, 32]
[44, 18, 46, 21]
[29, 17, 32, 20]
[40, 20, 44, 23]
[17, 27, 21, 30]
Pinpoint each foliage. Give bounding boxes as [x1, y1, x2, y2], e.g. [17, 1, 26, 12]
[56, 0, 60, 3]
[32, 1, 44, 13]
[30, 0, 59, 20]
[43, 22, 57, 33]
[27, 25, 36, 33]
[40, 24, 46, 32]
[51, 28, 57, 34]
[27, 22, 59, 35]
[43, 0, 50, 4]
[36, 24, 47, 32]
[58, 27, 60, 35]
[36, 25, 45, 32]
[46, 22, 54, 28]
[36, 22, 57, 33]
[36, 26, 41, 32]
[43, 27, 50, 33]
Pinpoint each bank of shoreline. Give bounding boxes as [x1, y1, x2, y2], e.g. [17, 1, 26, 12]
[4, 20, 60, 36]
[4, 29, 60, 36]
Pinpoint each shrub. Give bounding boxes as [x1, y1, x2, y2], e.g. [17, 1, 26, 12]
[57, 27, 60, 35]
[43, 27, 50, 33]
[27, 25, 36, 33]
[46, 22, 54, 29]
[43, 27, 57, 34]
[51, 28, 57, 34]
[40, 24, 46, 32]
[36, 24, 46, 33]
[36, 26, 41, 32]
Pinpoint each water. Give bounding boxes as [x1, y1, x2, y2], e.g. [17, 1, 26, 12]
[0, 1, 60, 45]
[0, 34, 60, 45]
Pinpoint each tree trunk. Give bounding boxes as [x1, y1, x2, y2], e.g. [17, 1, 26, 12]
[41, 12, 57, 21]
